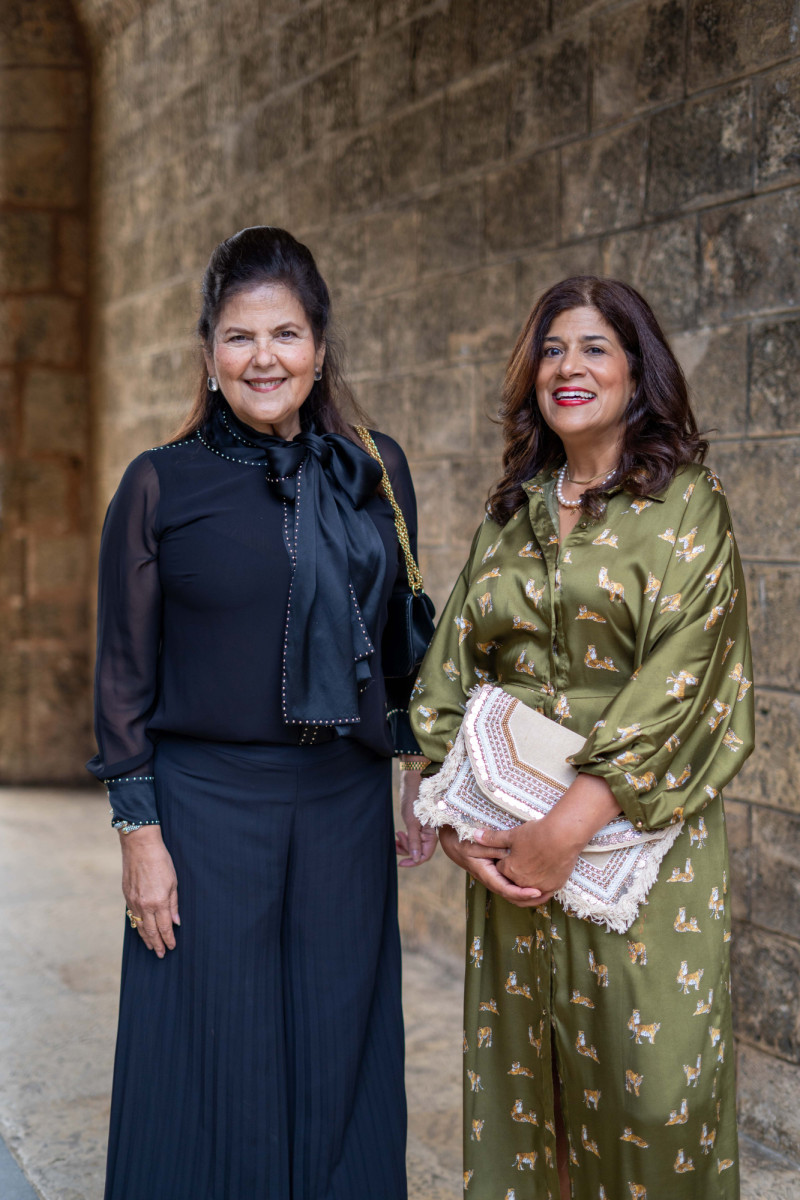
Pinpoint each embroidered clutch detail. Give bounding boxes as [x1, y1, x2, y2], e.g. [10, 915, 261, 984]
[414, 685, 682, 934]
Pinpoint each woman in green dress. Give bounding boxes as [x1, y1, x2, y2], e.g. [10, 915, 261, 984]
[410, 277, 754, 1200]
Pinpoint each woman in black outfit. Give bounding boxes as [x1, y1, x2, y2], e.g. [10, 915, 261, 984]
[88, 226, 436, 1200]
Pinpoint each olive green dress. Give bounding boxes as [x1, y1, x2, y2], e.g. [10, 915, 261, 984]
[411, 465, 754, 1200]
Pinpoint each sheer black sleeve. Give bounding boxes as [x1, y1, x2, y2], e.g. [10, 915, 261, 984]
[370, 431, 425, 755]
[86, 453, 162, 827]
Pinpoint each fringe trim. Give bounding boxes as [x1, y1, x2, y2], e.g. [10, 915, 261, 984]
[557, 819, 684, 934]
[414, 725, 479, 841]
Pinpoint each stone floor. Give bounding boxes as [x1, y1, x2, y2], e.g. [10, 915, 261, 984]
[0, 788, 797, 1199]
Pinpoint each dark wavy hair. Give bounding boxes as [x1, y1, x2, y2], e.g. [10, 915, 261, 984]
[172, 226, 366, 441]
[486, 276, 708, 524]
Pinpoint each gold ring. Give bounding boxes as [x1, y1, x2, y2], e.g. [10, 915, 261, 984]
[126, 908, 144, 928]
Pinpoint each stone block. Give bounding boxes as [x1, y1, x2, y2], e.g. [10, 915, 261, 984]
[750, 317, 800, 434]
[324, 0, 375, 60]
[410, 459, 455, 550]
[0, 66, 88, 128]
[362, 207, 417, 295]
[710, 440, 800, 560]
[443, 67, 508, 175]
[732, 921, 800, 1062]
[381, 99, 443, 197]
[485, 152, 558, 256]
[737, 1042, 800, 1162]
[239, 36, 276, 109]
[552, 0, 601, 19]
[311, 220, 364, 304]
[509, 31, 589, 153]
[410, 9, 454, 99]
[465, 0, 548, 67]
[22, 369, 89, 457]
[750, 808, 800, 942]
[671, 325, 748, 436]
[450, 455, 501, 545]
[475, 359, 507, 458]
[516, 243, 604, 328]
[384, 279, 450, 371]
[724, 797, 750, 921]
[336, 297, 384, 375]
[733, 690, 800, 814]
[591, 0, 685, 127]
[304, 58, 358, 148]
[402, 365, 475, 460]
[358, 26, 411, 121]
[354, 376, 410, 447]
[688, 0, 799, 92]
[287, 147, 334, 227]
[0, 130, 86, 208]
[446, 262, 517, 363]
[0, 647, 27, 782]
[418, 182, 481, 276]
[25, 646, 92, 783]
[0, 212, 54, 292]
[331, 132, 382, 215]
[278, 6, 323, 85]
[376, 0, 429, 32]
[755, 63, 800, 190]
[0, 367, 14, 448]
[647, 84, 752, 217]
[57, 215, 88, 298]
[0, 0, 85, 66]
[28, 534, 88, 597]
[603, 216, 698, 332]
[22, 461, 77, 533]
[744, 565, 800, 692]
[235, 90, 304, 176]
[561, 123, 647, 237]
[0, 297, 81, 369]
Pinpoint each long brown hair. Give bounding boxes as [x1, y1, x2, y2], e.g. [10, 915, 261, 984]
[172, 226, 367, 442]
[487, 276, 708, 524]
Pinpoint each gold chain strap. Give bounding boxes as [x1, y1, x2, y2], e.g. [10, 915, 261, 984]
[354, 426, 425, 596]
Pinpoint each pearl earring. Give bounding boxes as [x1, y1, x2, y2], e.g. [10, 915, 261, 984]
[207, 376, 219, 392]
[314, 367, 322, 381]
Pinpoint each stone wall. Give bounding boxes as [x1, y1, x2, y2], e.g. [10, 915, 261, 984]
[9, 0, 799, 1160]
[0, 1, 92, 782]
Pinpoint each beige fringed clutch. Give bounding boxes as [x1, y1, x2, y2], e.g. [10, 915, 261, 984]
[414, 686, 682, 934]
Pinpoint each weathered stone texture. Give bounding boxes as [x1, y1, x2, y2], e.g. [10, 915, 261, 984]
[738, 1042, 800, 1161]
[750, 317, 800, 433]
[561, 123, 647, 237]
[688, 0, 800, 90]
[509, 32, 589, 152]
[672, 325, 748, 436]
[734, 692, 800, 815]
[732, 921, 800, 1062]
[0, 0, 91, 784]
[709, 440, 800, 561]
[755, 62, 800, 189]
[603, 216, 699, 331]
[647, 84, 753, 215]
[591, 0, 685, 126]
[700, 191, 800, 323]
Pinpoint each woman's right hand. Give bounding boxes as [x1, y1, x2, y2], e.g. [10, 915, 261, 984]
[438, 826, 545, 908]
[119, 825, 180, 958]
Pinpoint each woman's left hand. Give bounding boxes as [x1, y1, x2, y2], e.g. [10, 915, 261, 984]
[474, 773, 622, 903]
[474, 811, 581, 905]
[395, 769, 438, 867]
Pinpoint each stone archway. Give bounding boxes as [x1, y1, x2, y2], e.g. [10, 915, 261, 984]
[0, 0, 92, 781]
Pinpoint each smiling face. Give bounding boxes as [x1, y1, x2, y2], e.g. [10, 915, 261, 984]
[535, 305, 635, 463]
[204, 282, 324, 439]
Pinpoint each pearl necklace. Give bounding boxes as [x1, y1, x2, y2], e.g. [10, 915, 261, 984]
[555, 464, 615, 510]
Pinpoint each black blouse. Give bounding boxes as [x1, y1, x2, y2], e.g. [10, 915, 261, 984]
[87, 423, 421, 828]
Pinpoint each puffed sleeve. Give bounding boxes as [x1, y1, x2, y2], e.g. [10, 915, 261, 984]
[86, 453, 162, 829]
[569, 471, 755, 830]
[371, 431, 429, 755]
[409, 522, 489, 766]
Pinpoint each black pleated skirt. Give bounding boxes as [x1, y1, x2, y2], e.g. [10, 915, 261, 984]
[104, 737, 407, 1200]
